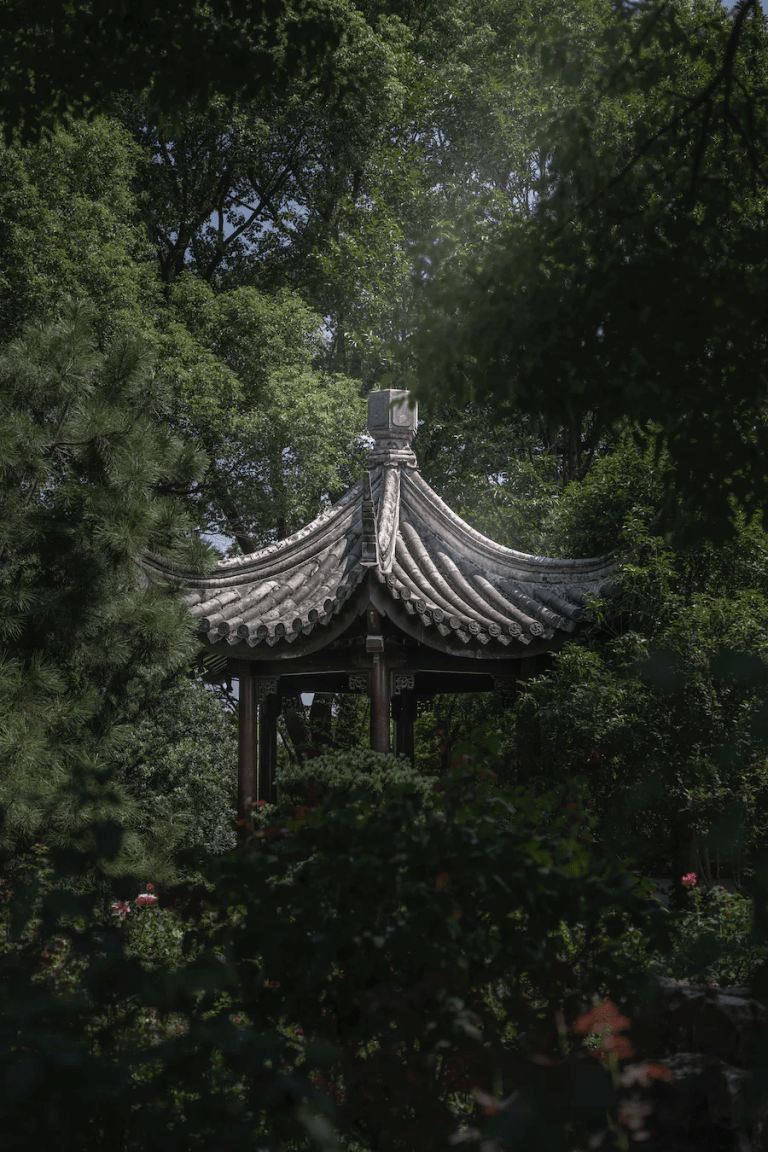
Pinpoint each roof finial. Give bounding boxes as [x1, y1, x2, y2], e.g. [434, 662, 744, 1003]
[367, 388, 419, 468]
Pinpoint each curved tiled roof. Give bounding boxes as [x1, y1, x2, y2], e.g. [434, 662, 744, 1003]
[145, 391, 616, 661]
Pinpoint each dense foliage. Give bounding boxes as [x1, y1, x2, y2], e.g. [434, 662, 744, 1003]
[118, 674, 238, 859]
[1, 767, 674, 1152]
[0, 299, 213, 878]
[503, 437, 768, 900]
[413, 0, 768, 539]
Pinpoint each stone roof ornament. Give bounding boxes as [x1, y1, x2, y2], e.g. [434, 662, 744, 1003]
[367, 389, 419, 468]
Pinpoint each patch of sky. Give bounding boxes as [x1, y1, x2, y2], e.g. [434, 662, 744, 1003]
[202, 530, 233, 555]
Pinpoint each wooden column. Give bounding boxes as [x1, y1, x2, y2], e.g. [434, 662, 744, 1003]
[258, 691, 279, 804]
[394, 692, 416, 764]
[237, 669, 258, 843]
[370, 652, 390, 752]
[366, 606, 390, 753]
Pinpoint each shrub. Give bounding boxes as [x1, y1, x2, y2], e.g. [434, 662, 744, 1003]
[0, 762, 674, 1152]
[118, 675, 237, 861]
[659, 883, 767, 986]
[275, 746, 436, 804]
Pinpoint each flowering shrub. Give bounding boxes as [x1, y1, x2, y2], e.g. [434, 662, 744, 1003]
[134, 892, 158, 908]
[112, 885, 158, 916]
[657, 883, 767, 985]
[203, 768, 672, 1151]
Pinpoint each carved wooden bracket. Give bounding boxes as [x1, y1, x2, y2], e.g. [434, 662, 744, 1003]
[257, 677, 279, 704]
[493, 677, 516, 701]
[391, 672, 415, 696]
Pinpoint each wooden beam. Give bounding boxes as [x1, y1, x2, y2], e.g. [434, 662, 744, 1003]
[228, 646, 530, 681]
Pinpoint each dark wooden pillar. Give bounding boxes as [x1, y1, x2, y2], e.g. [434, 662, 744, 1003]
[237, 669, 258, 842]
[394, 692, 415, 763]
[370, 652, 390, 752]
[258, 691, 279, 804]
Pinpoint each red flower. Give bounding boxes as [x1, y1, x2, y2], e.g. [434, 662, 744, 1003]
[572, 999, 630, 1036]
[681, 872, 697, 889]
[135, 893, 158, 907]
[645, 1061, 673, 1081]
[572, 998, 636, 1061]
[145, 883, 155, 891]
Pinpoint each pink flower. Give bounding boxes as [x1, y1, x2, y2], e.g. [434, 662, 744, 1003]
[135, 893, 158, 907]
[145, 883, 155, 891]
[681, 872, 697, 889]
[111, 900, 131, 918]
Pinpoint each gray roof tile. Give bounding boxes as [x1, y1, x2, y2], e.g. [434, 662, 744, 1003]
[145, 390, 615, 660]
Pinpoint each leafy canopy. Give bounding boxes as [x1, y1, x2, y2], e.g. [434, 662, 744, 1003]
[0, 0, 359, 144]
[412, 0, 768, 539]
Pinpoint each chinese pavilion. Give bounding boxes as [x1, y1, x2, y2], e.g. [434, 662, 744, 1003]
[146, 391, 615, 832]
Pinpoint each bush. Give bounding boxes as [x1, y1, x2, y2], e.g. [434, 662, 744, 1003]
[276, 746, 436, 803]
[218, 767, 672, 1150]
[658, 883, 767, 987]
[118, 675, 237, 861]
[0, 762, 674, 1152]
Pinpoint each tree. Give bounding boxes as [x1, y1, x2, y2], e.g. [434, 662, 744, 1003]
[506, 434, 768, 903]
[107, 3, 617, 390]
[0, 297, 212, 876]
[415, 400, 562, 553]
[157, 275, 367, 551]
[0, 0, 358, 144]
[0, 117, 155, 340]
[412, 0, 768, 539]
[114, 16, 408, 293]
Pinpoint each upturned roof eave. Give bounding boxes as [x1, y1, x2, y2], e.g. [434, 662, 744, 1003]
[145, 389, 619, 659]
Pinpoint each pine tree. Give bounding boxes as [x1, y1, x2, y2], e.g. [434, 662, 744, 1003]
[0, 297, 212, 877]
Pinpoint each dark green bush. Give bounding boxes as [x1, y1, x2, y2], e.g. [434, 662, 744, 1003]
[0, 762, 673, 1151]
[118, 674, 237, 861]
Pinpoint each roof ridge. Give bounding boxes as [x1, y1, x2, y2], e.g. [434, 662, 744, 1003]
[402, 469, 614, 576]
